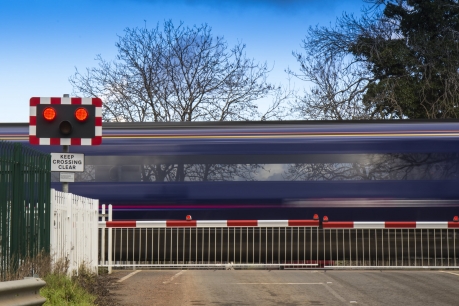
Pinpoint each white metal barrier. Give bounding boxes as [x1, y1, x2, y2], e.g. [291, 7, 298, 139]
[0, 278, 47, 306]
[98, 205, 459, 271]
[322, 221, 459, 269]
[50, 189, 98, 275]
[99, 205, 322, 271]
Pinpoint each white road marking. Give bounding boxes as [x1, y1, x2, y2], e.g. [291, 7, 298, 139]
[440, 271, 459, 277]
[163, 270, 186, 284]
[323, 283, 347, 303]
[117, 270, 141, 283]
[350, 301, 358, 304]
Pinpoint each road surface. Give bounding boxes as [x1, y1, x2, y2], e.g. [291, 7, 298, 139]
[110, 269, 459, 306]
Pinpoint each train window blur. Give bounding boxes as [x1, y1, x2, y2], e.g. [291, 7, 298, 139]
[51, 152, 459, 182]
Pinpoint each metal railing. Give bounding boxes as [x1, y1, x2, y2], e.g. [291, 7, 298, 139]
[0, 141, 51, 280]
[0, 278, 46, 306]
[322, 228, 458, 268]
[99, 205, 459, 270]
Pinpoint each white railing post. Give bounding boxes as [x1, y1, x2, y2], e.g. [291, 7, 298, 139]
[73, 194, 79, 273]
[92, 199, 99, 273]
[101, 204, 105, 266]
[78, 195, 84, 273]
[81, 196, 86, 271]
[49, 189, 57, 263]
[108, 204, 113, 274]
[65, 192, 74, 273]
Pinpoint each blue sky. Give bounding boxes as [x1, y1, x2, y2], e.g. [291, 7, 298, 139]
[1, 0, 364, 122]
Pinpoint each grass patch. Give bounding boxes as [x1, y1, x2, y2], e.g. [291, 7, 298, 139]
[3, 252, 119, 306]
[41, 272, 96, 305]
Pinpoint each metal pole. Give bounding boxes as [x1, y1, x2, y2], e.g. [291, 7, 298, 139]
[101, 204, 105, 266]
[108, 204, 113, 274]
[62, 145, 69, 193]
[62, 94, 70, 193]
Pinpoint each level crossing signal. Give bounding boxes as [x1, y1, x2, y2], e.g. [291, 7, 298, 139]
[29, 97, 102, 145]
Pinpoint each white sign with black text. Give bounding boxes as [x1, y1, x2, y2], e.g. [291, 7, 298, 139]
[51, 153, 85, 172]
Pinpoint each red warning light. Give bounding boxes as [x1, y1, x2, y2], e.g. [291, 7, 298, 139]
[454, 216, 458, 222]
[43, 107, 56, 121]
[313, 214, 319, 220]
[75, 107, 89, 122]
[186, 215, 192, 221]
[323, 216, 329, 222]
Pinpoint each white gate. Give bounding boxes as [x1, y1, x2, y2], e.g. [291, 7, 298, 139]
[99, 205, 459, 271]
[322, 221, 459, 269]
[50, 189, 98, 274]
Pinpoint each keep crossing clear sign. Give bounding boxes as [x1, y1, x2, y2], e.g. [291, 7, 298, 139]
[51, 153, 85, 172]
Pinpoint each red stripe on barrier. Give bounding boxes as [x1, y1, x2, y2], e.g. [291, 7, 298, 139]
[50, 97, 61, 104]
[322, 222, 354, 229]
[95, 117, 103, 126]
[50, 138, 60, 145]
[288, 220, 319, 227]
[166, 220, 197, 227]
[71, 97, 82, 104]
[100, 219, 459, 229]
[92, 137, 102, 145]
[106, 221, 136, 228]
[227, 220, 258, 227]
[92, 97, 103, 107]
[385, 222, 416, 228]
[29, 116, 36, 125]
[71, 138, 81, 145]
[30, 97, 40, 106]
[29, 136, 39, 145]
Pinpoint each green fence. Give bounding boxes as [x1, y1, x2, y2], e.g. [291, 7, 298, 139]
[0, 141, 51, 279]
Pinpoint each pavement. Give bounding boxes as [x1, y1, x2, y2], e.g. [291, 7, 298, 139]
[109, 269, 459, 306]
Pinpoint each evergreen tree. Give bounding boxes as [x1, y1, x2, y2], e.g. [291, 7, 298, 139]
[292, 0, 459, 119]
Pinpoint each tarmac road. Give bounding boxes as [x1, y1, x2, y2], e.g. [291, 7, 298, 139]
[110, 269, 459, 306]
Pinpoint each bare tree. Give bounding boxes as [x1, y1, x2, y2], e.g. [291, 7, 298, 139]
[288, 6, 389, 120]
[288, 53, 372, 120]
[69, 20, 290, 181]
[70, 20, 283, 122]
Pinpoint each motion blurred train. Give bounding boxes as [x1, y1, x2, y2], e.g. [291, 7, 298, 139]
[2, 120, 459, 221]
